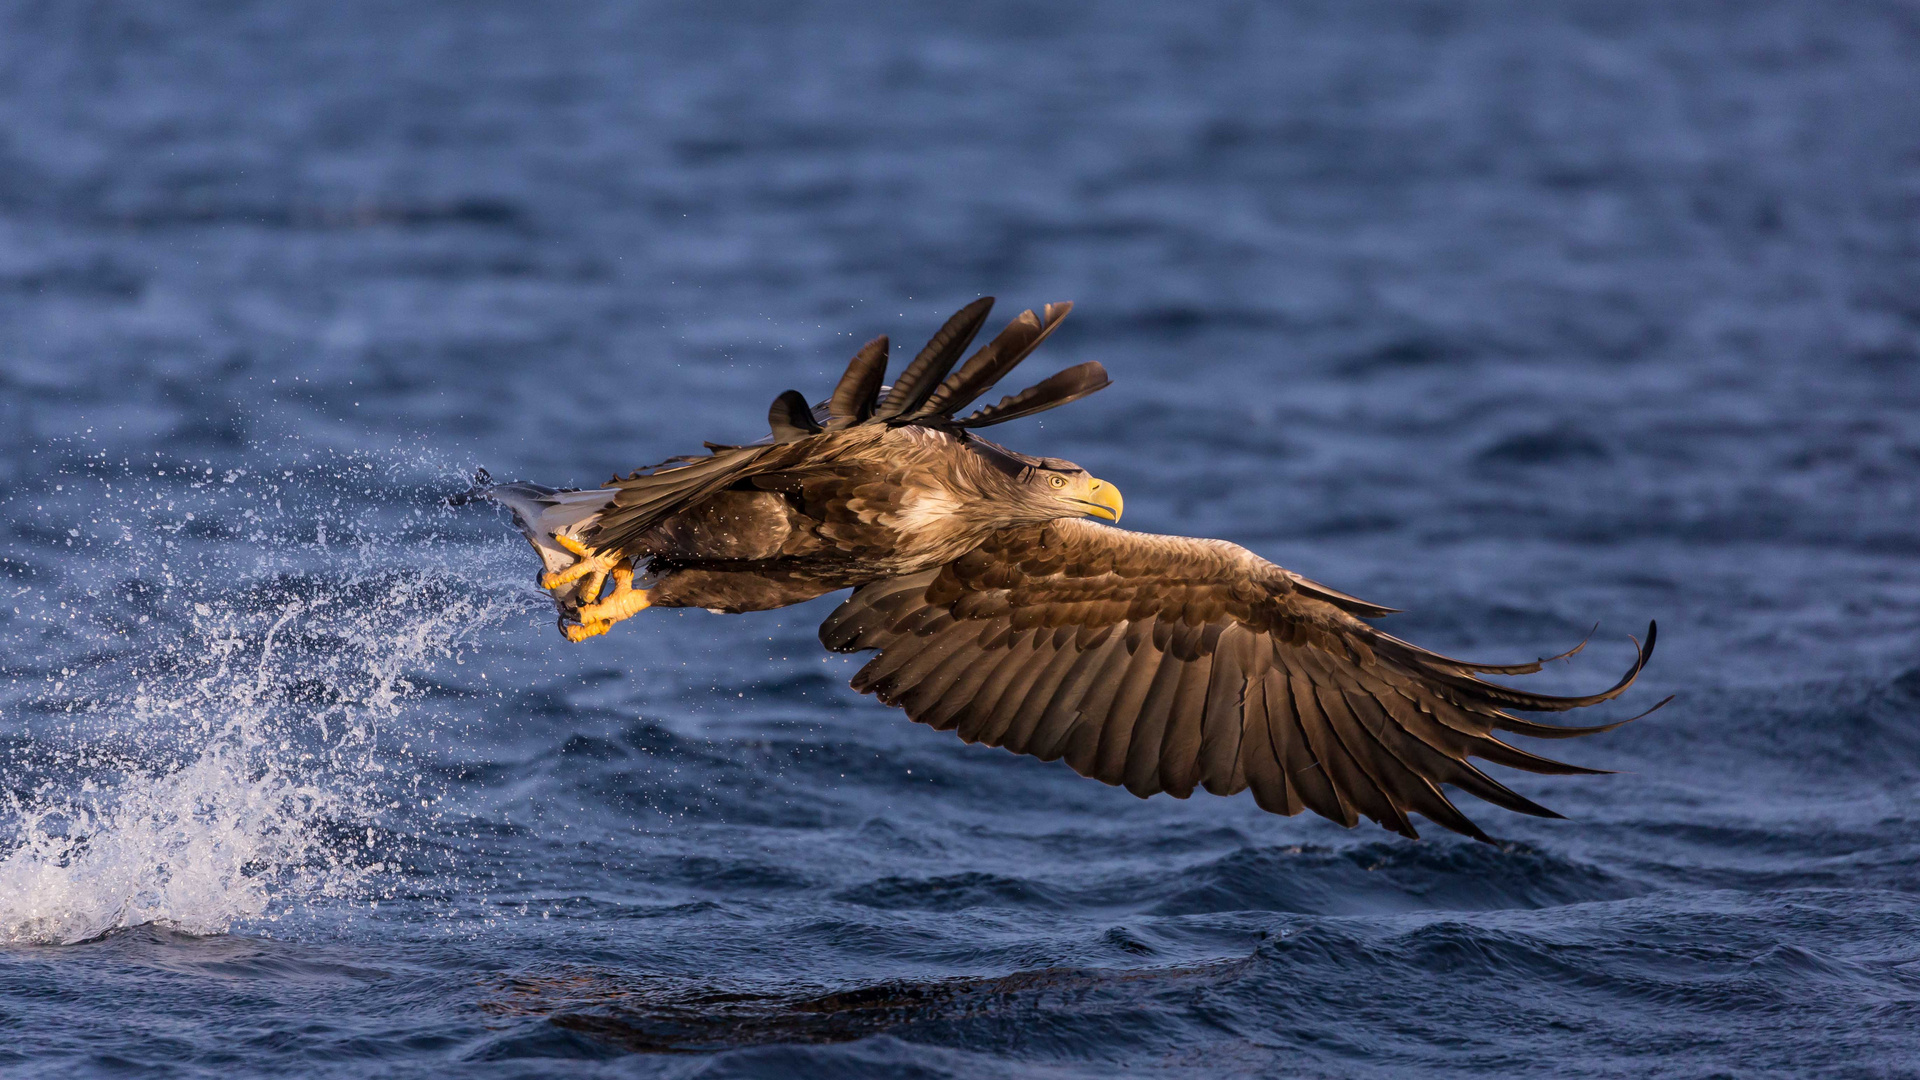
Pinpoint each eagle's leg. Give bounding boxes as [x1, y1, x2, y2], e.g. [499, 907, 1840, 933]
[563, 561, 651, 642]
[540, 534, 651, 642]
[541, 534, 621, 595]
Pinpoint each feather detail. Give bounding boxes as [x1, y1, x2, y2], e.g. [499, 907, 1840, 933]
[827, 336, 888, 428]
[767, 389, 824, 443]
[871, 298, 995, 421]
[908, 302, 1073, 421]
[820, 519, 1659, 843]
[958, 361, 1111, 428]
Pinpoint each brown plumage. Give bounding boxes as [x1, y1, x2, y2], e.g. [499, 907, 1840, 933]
[468, 298, 1664, 842]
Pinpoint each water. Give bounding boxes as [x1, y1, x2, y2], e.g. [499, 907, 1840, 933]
[1, 1, 1917, 1075]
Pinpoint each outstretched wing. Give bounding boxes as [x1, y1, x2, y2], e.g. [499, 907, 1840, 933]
[586, 444, 785, 555]
[820, 518, 1661, 841]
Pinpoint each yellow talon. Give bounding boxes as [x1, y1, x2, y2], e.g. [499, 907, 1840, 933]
[540, 533, 621, 591]
[541, 533, 647, 642]
[562, 619, 611, 642]
[577, 564, 650, 624]
[552, 553, 650, 643]
[578, 566, 608, 604]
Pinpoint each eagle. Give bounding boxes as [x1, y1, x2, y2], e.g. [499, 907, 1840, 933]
[467, 298, 1662, 842]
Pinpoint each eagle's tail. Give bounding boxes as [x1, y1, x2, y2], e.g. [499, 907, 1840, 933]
[453, 470, 618, 609]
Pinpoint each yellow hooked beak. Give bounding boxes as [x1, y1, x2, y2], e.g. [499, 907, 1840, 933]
[1082, 477, 1124, 522]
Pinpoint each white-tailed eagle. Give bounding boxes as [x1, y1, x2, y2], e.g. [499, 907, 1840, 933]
[465, 299, 1661, 841]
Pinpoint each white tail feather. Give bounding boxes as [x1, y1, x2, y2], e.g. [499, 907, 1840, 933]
[474, 482, 617, 609]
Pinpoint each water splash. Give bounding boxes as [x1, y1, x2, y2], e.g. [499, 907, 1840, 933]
[0, 446, 527, 945]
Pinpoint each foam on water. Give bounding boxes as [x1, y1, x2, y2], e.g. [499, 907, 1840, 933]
[0, 448, 524, 945]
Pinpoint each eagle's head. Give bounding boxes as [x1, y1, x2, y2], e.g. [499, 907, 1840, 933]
[964, 436, 1124, 525]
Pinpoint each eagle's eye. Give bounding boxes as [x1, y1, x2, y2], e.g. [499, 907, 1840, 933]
[1048, 475, 1067, 489]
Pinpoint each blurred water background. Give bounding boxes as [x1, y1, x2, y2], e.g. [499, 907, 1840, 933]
[1, 2, 1918, 1076]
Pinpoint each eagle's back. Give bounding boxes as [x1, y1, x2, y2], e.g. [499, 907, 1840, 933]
[651, 424, 997, 576]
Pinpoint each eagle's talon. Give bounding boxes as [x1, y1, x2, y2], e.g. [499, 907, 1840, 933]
[561, 618, 611, 642]
[549, 553, 647, 643]
[540, 533, 622, 592]
[577, 563, 650, 626]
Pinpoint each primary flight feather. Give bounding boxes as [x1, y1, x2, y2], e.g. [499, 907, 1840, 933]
[466, 298, 1661, 842]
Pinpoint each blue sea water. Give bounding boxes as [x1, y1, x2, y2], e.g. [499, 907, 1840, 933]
[2, 2, 1918, 1076]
